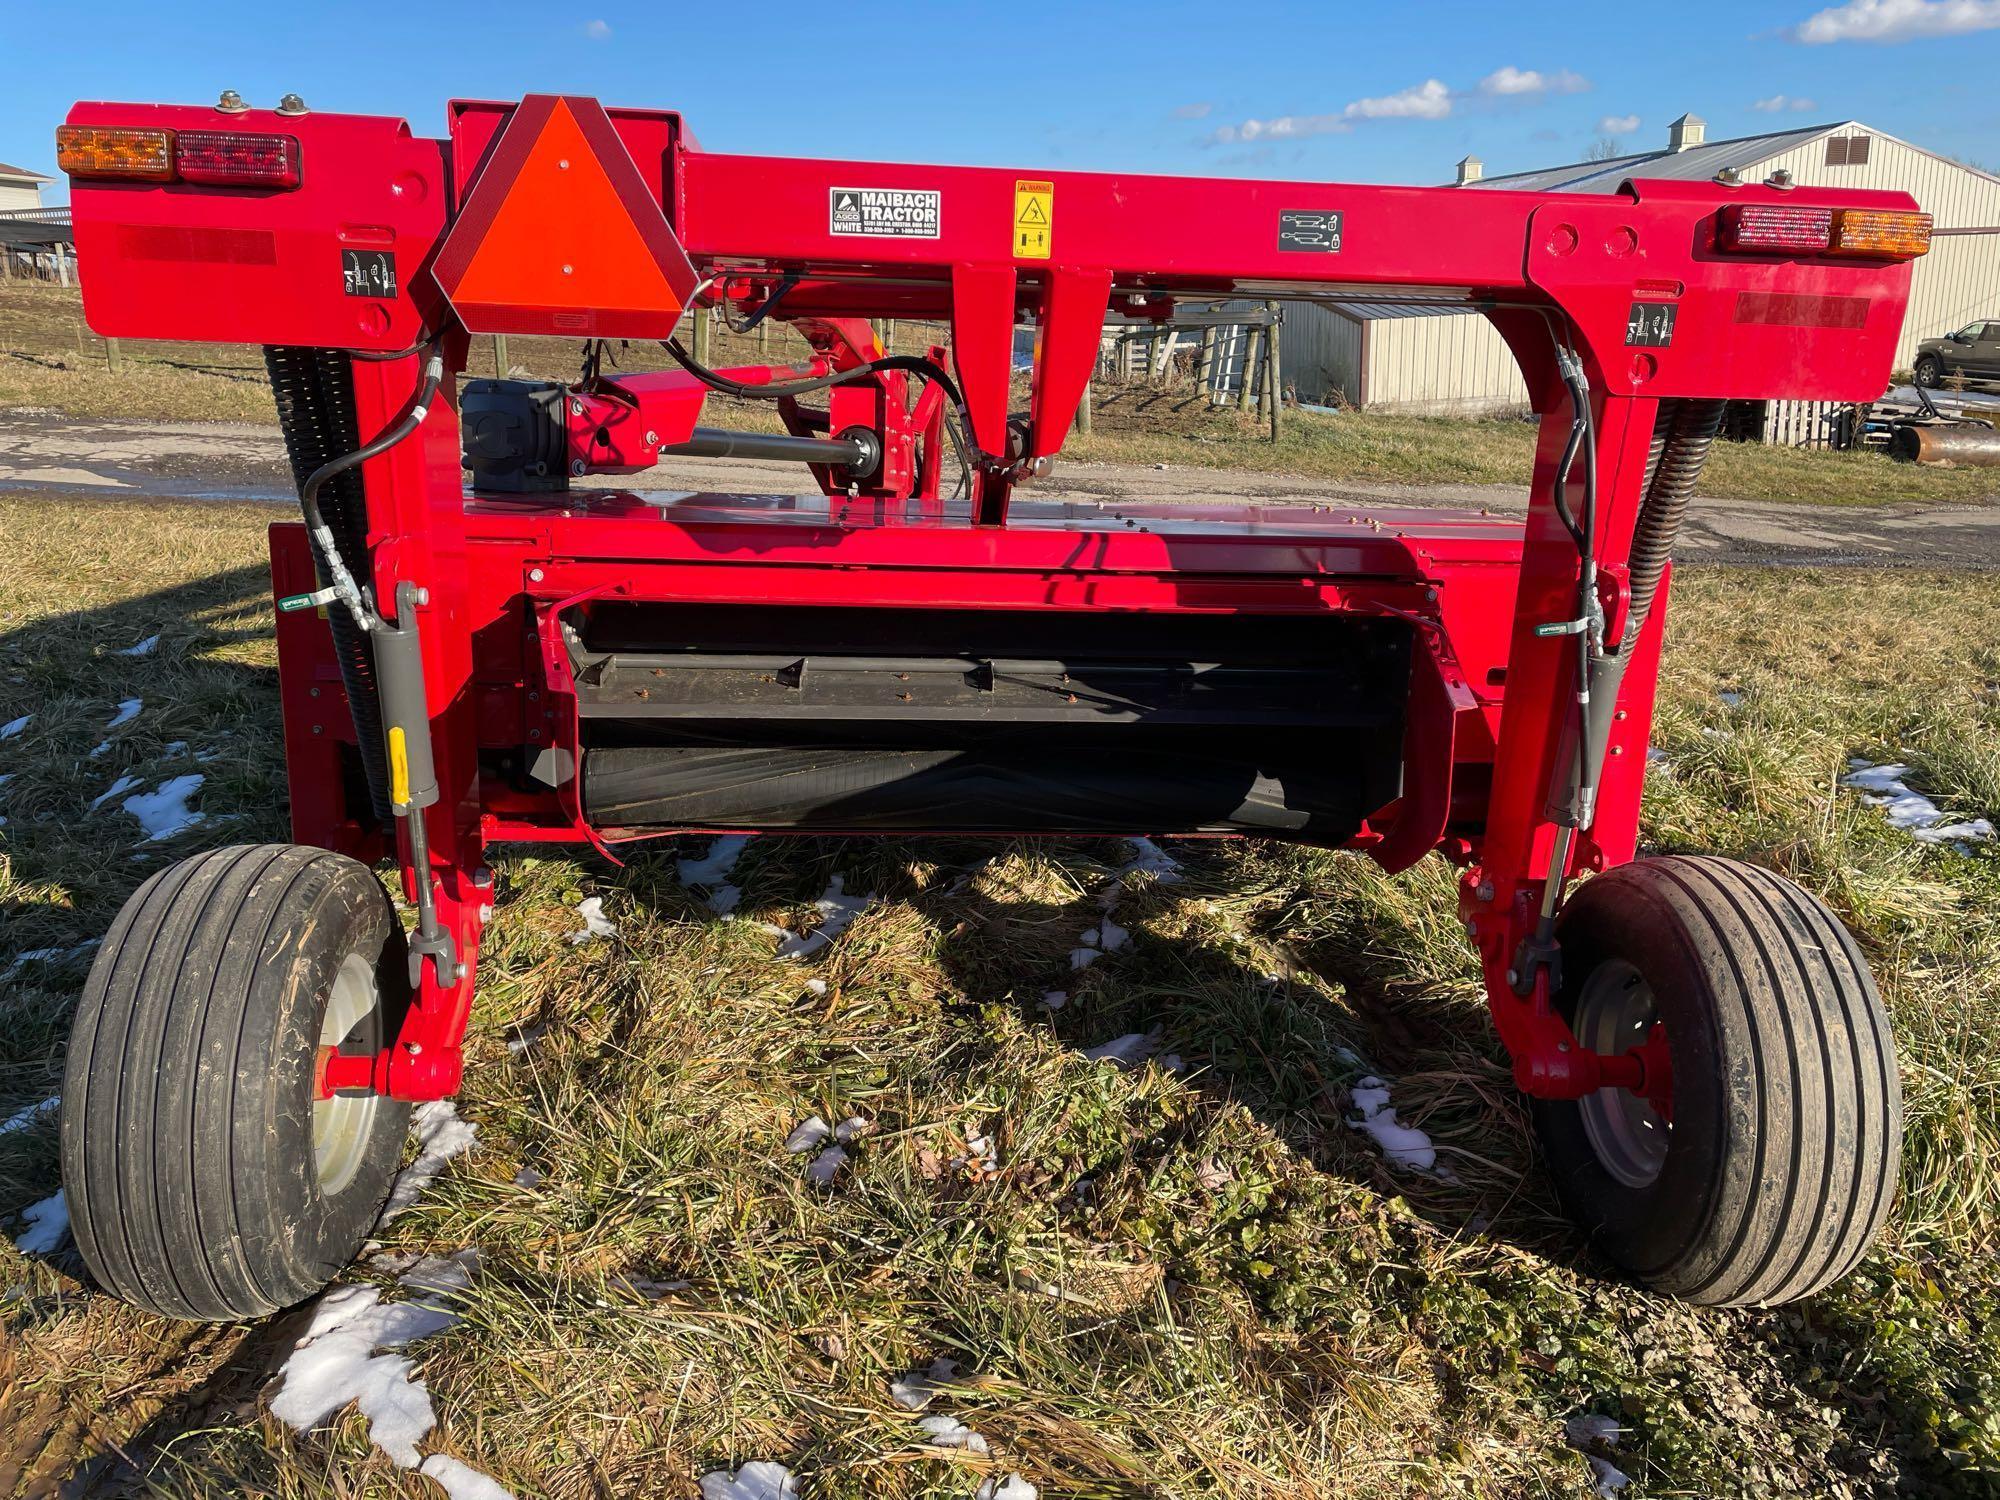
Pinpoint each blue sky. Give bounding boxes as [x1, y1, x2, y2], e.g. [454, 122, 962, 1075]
[11, 0, 2000, 199]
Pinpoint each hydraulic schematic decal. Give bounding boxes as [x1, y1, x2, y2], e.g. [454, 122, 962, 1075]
[1014, 179, 1054, 259]
[1278, 210, 1342, 252]
[1626, 302, 1678, 347]
[342, 250, 396, 297]
[829, 187, 941, 238]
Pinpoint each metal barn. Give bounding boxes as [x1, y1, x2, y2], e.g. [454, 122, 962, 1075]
[1281, 115, 2000, 417]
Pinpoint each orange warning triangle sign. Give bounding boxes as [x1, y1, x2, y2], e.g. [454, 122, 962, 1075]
[434, 95, 697, 339]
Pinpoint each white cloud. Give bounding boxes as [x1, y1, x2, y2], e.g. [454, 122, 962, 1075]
[1479, 67, 1591, 97]
[1790, 0, 2000, 43]
[584, 18, 612, 39]
[1344, 78, 1454, 120]
[1599, 113, 1642, 133]
[1752, 93, 1820, 110]
[1173, 102, 1213, 120]
[1211, 113, 1350, 145]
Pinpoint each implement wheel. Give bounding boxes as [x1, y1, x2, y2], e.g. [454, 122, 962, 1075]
[1532, 855, 1901, 1307]
[61, 845, 412, 1321]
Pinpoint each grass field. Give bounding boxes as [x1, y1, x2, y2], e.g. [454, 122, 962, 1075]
[3, 492, 1999, 1497]
[5, 280, 1998, 507]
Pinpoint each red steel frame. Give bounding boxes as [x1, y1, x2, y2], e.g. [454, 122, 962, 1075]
[64, 95, 1920, 1110]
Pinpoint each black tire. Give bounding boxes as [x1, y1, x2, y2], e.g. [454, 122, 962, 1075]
[61, 844, 413, 1321]
[1532, 856, 1901, 1307]
[1914, 354, 1944, 388]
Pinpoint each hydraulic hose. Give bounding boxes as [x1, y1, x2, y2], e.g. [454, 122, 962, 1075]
[660, 335, 979, 495]
[298, 346, 446, 635]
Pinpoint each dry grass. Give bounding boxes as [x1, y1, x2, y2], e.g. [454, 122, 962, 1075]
[3, 496, 2000, 1497]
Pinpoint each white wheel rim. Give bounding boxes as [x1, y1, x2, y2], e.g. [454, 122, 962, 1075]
[313, 952, 382, 1195]
[1574, 959, 1671, 1190]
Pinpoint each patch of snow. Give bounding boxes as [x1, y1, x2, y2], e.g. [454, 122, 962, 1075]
[803, 977, 828, 997]
[918, 1414, 991, 1455]
[1347, 1074, 1438, 1172]
[117, 634, 160, 657]
[1843, 760, 1995, 850]
[774, 874, 871, 959]
[379, 1102, 478, 1224]
[2, 940, 99, 980]
[805, 1144, 848, 1185]
[418, 1455, 515, 1500]
[0, 715, 29, 741]
[1089, 916, 1130, 954]
[833, 1116, 870, 1143]
[890, 1356, 958, 1411]
[161, 740, 187, 756]
[503, 1021, 545, 1056]
[706, 884, 743, 915]
[786, 1115, 832, 1154]
[699, 1461, 799, 1500]
[1040, 989, 1067, 1011]
[0, 1097, 58, 1135]
[678, 835, 750, 887]
[1068, 946, 1100, 971]
[512, 1167, 542, 1191]
[1562, 1415, 1633, 1498]
[0, 773, 11, 788]
[1718, 689, 1743, 707]
[90, 774, 140, 811]
[270, 1251, 477, 1468]
[1083, 1030, 1162, 1069]
[568, 894, 616, 944]
[87, 740, 112, 759]
[104, 698, 142, 730]
[1645, 746, 1670, 766]
[124, 774, 204, 842]
[977, 1478, 1038, 1500]
[1120, 836, 1184, 883]
[14, 1192, 68, 1255]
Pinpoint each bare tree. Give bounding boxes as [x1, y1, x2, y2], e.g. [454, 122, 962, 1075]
[1583, 136, 1622, 161]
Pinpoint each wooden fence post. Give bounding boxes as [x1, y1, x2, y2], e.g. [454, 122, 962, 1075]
[1266, 301, 1282, 442]
[1075, 381, 1093, 436]
[692, 306, 712, 365]
[106, 337, 124, 374]
[493, 334, 510, 377]
[1238, 326, 1261, 413]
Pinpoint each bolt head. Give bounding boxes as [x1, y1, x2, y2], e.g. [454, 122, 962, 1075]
[404, 1041, 423, 1055]
[276, 93, 308, 115]
[217, 89, 247, 113]
[529, 567, 546, 582]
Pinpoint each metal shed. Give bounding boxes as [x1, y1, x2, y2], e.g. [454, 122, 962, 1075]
[1280, 115, 2000, 416]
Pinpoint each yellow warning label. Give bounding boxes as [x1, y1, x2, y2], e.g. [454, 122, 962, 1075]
[1014, 179, 1053, 260]
[388, 725, 411, 808]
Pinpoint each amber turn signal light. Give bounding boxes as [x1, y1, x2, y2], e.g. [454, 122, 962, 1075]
[1828, 208, 1932, 259]
[56, 125, 176, 181]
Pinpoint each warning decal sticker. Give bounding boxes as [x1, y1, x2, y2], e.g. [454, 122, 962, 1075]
[829, 187, 941, 238]
[1014, 179, 1053, 260]
[1277, 210, 1342, 253]
[342, 249, 397, 298]
[1626, 302, 1678, 347]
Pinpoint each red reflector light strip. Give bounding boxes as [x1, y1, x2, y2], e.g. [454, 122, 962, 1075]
[1718, 203, 1833, 253]
[176, 130, 301, 188]
[55, 124, 301, 189]
[1718, 201, 1931, 259]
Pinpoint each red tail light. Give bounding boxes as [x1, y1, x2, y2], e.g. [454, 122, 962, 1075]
[174, 130, 302, 189]
[1718, 204, 1833, 254]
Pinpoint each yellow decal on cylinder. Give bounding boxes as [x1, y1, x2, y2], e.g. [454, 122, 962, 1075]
[388, 725, 411, 808]
[1014, 179, 1053, 260]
